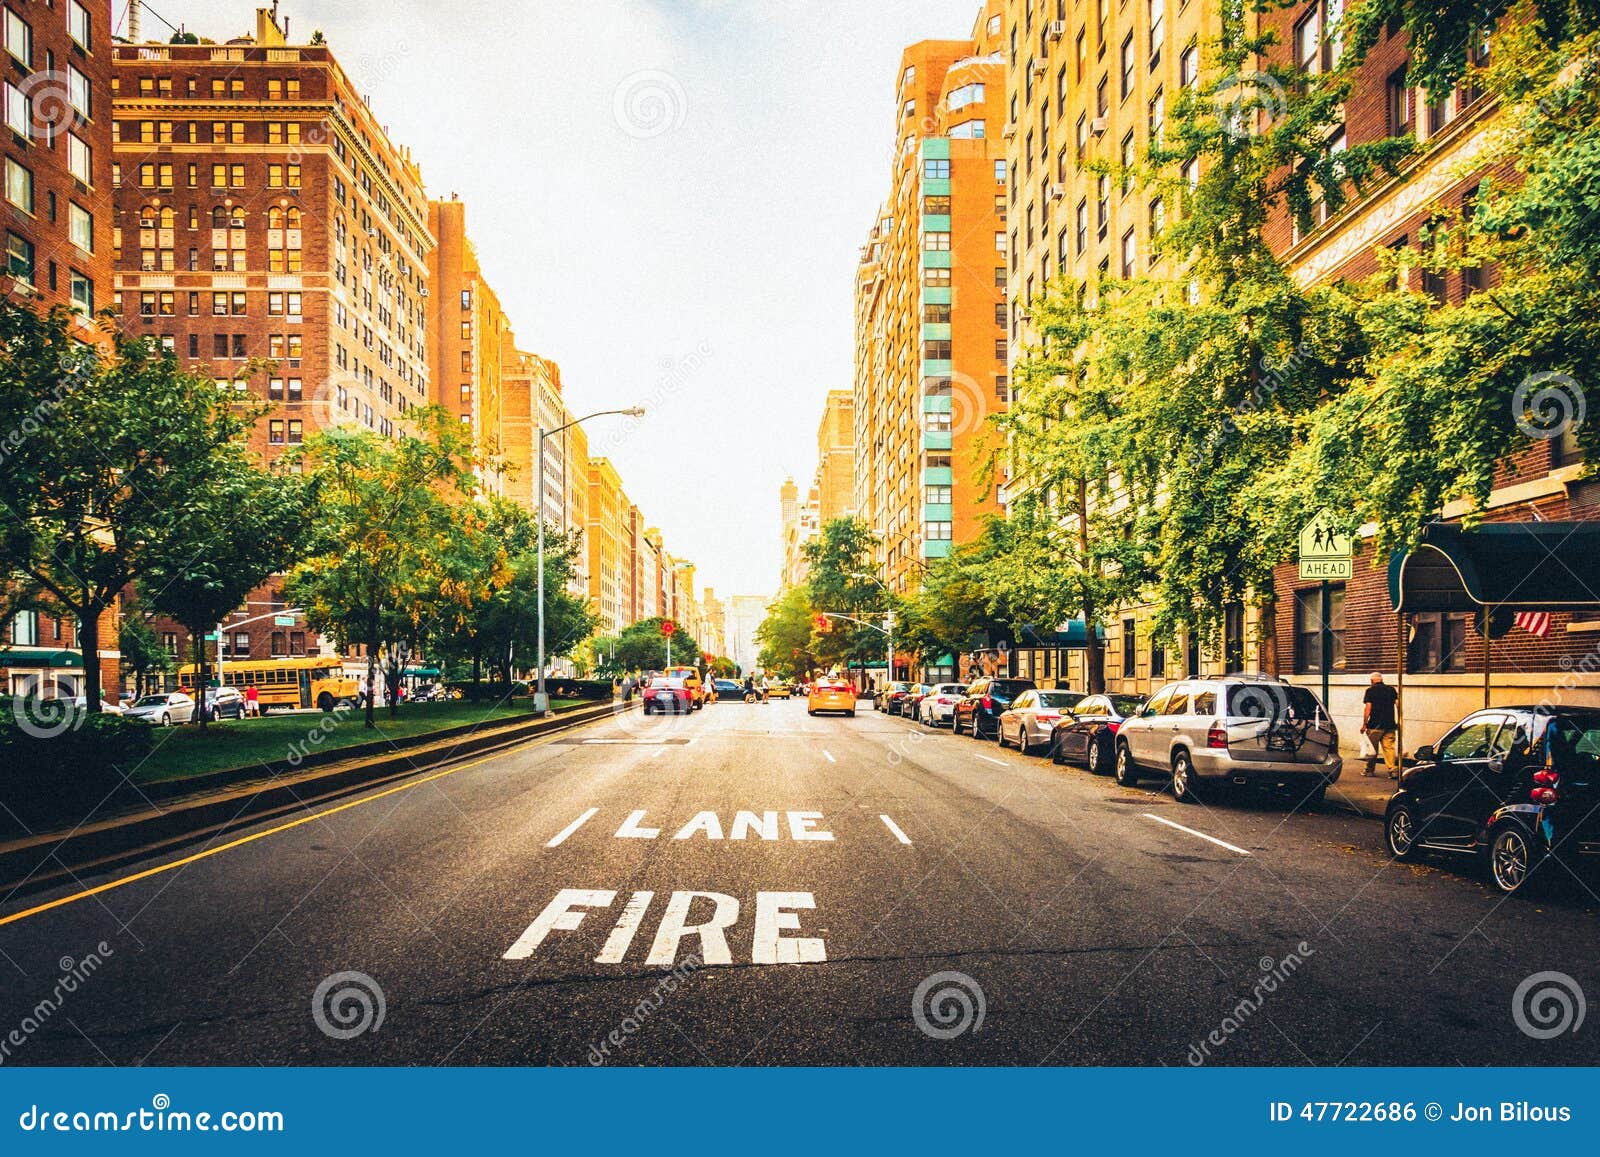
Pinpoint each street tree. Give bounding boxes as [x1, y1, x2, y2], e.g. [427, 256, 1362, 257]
[612, 617, 702, 674]
[756, 585, 820, 679]
[0, 304, 269, 713]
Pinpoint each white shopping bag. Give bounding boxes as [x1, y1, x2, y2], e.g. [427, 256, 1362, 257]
[1358, 732, 1376, 758]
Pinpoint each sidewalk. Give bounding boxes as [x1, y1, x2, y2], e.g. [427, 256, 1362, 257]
[1325, 767, 1400, 819]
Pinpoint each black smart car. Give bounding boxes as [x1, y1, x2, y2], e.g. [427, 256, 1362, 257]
[1383, 706, 1600, 895]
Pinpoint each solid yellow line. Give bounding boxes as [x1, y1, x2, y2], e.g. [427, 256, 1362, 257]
[0, 722, 581, 929]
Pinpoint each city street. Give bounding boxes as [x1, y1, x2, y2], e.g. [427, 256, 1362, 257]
[0, 700, 1594, 1067]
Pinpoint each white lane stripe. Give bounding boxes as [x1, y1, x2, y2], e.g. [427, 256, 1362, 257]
[1141, 812, 1252, 856]
[546, 807, 599, 847]
[975, 754, 1006, 766]
[822, 749, 836, 763]
[650, 748, 667, 759]
[879, 814, 912, 845]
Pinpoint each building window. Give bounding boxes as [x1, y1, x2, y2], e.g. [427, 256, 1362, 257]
[1224, 603, 1246, 672]
[924, 231, 951, 251]
[1293, 585, 1346, 673]
[925, 485, 952, 505]
[67, 135, 91, 185]
[1180, 43, 1199, 89]
[5, 232, 33, 284]
[1294, 8, 1322, 74]
[924, 339, 952, 361]
[68, 203, 93, 252]
[268, 420, 285, 444]
[1408, 612, 1469, 673]
[67, 64, 90, 120]
[924, 521, 953, 541]
[1149, 0, 1165, 65]
[1150, 640, 1166, 679]
[69, 270, 93, 314]
[10, 610, 37, 646]
[1120, 228, 1136, 278]
[923, 158, 951, 180]
[3, 9, 30, 65]
[1075, 198, 1088, 253]
[1122, 618, 1137, 678]
[4, 80, 30, 137]
[1120, 34, 1134, 97]
[1096, 176, 1109, 238]
[4, 158, 31, 213]
[1387, 67, 1412, 136]
[68, 1, 92, 50]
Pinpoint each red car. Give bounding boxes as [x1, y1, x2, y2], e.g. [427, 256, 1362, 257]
[642, 676, 694, 715]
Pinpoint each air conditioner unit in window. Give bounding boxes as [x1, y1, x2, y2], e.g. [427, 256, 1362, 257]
[1031, 61, 1046, 79]
[1048, 20, 1067, 41]
[1091, 115, 1109, 136]
[1048, 183, 1066, 201]
[1001, 122, 1017, 139]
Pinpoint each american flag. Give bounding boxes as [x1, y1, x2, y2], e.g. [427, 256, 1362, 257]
[1514, 611, 1553, 638]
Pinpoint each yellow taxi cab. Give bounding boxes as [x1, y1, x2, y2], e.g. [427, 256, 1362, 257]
[665, 666, 704, 709]
[807, 678, 857, 717]
[765, 678, 793, 700]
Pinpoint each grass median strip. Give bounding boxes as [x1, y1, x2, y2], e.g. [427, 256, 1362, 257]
[128, 699, 586, 786]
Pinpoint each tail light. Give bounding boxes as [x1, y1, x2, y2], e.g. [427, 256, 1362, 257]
[1106, 721, 1122, 734]
[1532, 769, 1560, 805]
[1036, 713, 1059, 723]
[1531, 786, 1559, 805]
[1206, 725, 1229, 750]
[981, 697, 993, 710]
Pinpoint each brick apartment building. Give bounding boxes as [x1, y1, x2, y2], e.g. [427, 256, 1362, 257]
[855, 0, 1009, 603]
[1, 0, 118, 699]
[110, 7, 432, 674]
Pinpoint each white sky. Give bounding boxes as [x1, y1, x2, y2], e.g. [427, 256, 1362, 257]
[132, 0, 981, 597]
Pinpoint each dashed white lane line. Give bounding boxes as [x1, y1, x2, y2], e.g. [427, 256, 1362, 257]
[822, 749, 836, 763]
[974, 753, 1006, 766]
[546, 807, 599, 847]
[879, 814, 912, 845]
[1142, 812, 1252, 856]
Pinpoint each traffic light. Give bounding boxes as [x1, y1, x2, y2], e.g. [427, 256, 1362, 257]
[813, 613, 831, 633]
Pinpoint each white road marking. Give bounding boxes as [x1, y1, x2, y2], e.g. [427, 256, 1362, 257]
[879, 814, 912, 845]
[645, 890, 739, 966]
[594, 890, 654, 964]
[1142, 812, 1252, 856]
[503, 889, 613, 958]
[546, 807, 599, 847]
[822, 749, 836, 763]
[975, 753, 1007, 766]
[615, 810, 661, 839]
[650, 748, 667, 759]
[751, 892, 827, 964]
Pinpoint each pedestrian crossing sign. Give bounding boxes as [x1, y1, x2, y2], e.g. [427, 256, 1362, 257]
[1298, 510, 1352, 580]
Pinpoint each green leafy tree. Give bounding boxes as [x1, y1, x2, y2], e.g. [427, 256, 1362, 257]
[285, 408, 477, 728]
[612, 617, 702, 674]
[143, 457, 310, 724]
[117, 608, 171, 699]
[801, 518, 891, 680]
[756, 585, 820, 680]
[0, 305, 269, 712]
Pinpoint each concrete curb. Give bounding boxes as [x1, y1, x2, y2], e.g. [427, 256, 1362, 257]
[0, 698, 631, 899]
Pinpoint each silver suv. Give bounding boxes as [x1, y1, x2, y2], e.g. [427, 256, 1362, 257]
[1113, 676, 1341, 803]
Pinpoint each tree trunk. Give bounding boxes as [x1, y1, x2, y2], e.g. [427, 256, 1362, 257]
[192, 632, 209, 729]
[363, 617, 378, 729]
[77, 605, 103, 713]
[1077, 478, 1105, 694]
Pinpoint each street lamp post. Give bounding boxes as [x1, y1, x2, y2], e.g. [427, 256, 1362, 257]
[850, 571, 895, 687]
[536, 407, 646, 715]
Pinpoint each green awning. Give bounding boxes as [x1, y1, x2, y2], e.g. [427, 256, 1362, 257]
[1389, 521, 1600, 613]
[0, 648, 85, 669]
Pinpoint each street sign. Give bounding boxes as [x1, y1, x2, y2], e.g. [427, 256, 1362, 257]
[660, 620, 676, 637]
[1298, 509, 1352, 580]
[273, 614, 295, 626]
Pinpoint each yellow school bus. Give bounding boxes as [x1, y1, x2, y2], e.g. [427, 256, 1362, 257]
[178, 657, 360, 714]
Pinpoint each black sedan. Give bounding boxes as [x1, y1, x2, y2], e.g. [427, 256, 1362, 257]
[710, 679, 745, 703]
[1384, 706, 1600, 895]
[1049, 693, 1146, 773]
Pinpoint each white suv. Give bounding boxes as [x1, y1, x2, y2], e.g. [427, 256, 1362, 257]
[1113, 676, 1341, 803]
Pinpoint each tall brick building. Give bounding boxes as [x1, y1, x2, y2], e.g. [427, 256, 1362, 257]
[112, 7, 433, 462]
[855, 1, 1010, 597]
[1, 0, 119, 699]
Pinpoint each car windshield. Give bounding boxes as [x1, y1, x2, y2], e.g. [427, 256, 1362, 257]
[937, 684, 965, 695]
[133, 695, 168, 707]
[990, 681, 1032, 696]
[650, 678, 685, 689]
[1109, 695, 1146, 716]
[1036, 691, 1085, 709]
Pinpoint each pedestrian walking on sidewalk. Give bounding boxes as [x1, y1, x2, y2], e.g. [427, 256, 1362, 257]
[1362, 672, 1400, 778]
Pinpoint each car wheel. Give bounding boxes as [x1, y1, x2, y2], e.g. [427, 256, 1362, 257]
[1171, 750, 1201, 803]
[1385, 802, 1421, 861]
[1049, 735, 1064, 764]
[160, 712, 171, 727]
[1089, 735, 1111, 775]
[847, 710, 855, 718]
[808, 709, 816, 716]
[1485, 822, 1541, 896]
[1019, 728, 1034, 756]
[317, 692, 335, 712]
[996, 724, 1009, 749]
[1114, 742, 1140, 787]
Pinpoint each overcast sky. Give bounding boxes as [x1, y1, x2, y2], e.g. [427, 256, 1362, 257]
[133, 0, 980, 597]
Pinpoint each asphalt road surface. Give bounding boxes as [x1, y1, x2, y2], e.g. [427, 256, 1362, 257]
[1, 698, 1595, 1066]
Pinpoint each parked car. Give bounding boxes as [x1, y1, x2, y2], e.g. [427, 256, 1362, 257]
[901, 684, 930, 720]
[69, 695, 125, 714]
[203, 685, 246, 720]
[641, 677, 694, 715]
[917, 683, 969, 727]
[998, 689, 1088, 754]
[953, 677, 1037, 739]
[808, 679, 857, 717]
[665, 667, 705, 707]
[1113, 676, 1341, 803]
[124, 691, 196, 727]
[1384, 706, 1600, 895]
[874, 681, 913, 713]
[1049, 693, 1147, 773]
[765, 678, 793, 700]
[710, 678, 744, 702]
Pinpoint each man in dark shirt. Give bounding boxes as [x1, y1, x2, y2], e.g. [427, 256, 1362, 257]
[1362, 672, 1400, 777]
